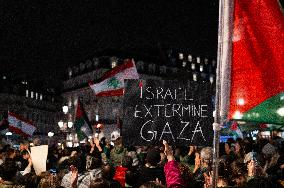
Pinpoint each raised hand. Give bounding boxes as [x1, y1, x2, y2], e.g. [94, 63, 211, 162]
[162, 140, 174, 161]
[193, 153, 201, 173]
[70, 165, 78, 188]
[247, 160, 256, 177]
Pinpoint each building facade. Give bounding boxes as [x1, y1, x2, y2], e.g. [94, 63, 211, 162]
[0, 72, 62, 138]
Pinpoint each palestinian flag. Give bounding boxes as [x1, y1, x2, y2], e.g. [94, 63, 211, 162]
[230, 121, 243, 139]
[74, 99, 93, 140]
[227, 0, 284, 124]
[89, 59, 139, 96]
[8, 112, 36, 137]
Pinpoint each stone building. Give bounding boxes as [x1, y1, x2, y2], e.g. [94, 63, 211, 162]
[0, 71, 62, 138]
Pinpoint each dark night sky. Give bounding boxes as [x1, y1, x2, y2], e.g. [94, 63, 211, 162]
[1, 0, 219, 79]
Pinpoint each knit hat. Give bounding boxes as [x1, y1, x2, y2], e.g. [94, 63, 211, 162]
[262, 143, 276, 156]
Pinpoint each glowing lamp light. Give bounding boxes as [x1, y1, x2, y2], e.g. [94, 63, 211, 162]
[200, 65, 203, 72]
[67, 142, 73, 147]
[58, 121, 64, 128]
[97, 123, 103, 129]
[5, 132, 12, 136]
[62, 106, 68, 114]
[277, 107, 284, 117]
[237, 98, 245, 106]
[193, 73, 197, 81]
[188, 55, 192, 62]
[233, 111, 243, 119]
[67, 121, 73, 128]
[48, 132, 54, 137]
[210, 75, 214, 84]
[191, 63, 195, 70]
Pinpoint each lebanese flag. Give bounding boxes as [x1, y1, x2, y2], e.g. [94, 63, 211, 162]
[8, 112, 36, 137]
[89, 59, 139, 96]
[228, 0, 284, 124]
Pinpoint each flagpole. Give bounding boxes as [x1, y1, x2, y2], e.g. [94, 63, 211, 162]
[212, 0, 234, 187]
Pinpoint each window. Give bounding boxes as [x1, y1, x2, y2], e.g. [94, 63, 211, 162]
[188, 55, 192, 62]
[86, 60, 92, 69]
[93, 58, 99, 67]
[2, 76, 6, 80]
[196, 57, 201, 64]
[68, 69, 72, 78]
[74, 98, 78, 106]
[178, 53, 184, 60]
[79, 63, 85, 71]
[31, 91, 34, 98]
[193, 73, 197, 81]
[26, 90, 29, 97]
[136, 61, 145, 72]
[148, 64, 156, 74]
[200, 65, 204, 72]
[172, 67, 178, 74]
[40, 94, 43, 100]
[159, 66, 166, 74]
[35, 93, 38, 99]
[204, 58, 209, 65]
[68, 98, 72, 107]
[210, 75, 214, 83]
[191, 63, 195, 70]
[182, 61, 187, 67]
[212, 60, 216, 67]
[111, 61, 117, 68]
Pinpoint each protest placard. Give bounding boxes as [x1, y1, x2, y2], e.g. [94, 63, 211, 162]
[30, 145, 48, 175]
[122, 79, 213, 146]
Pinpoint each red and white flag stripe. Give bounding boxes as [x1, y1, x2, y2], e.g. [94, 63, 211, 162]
[8, 112, 36, 137]
[89, 59, 139, 96]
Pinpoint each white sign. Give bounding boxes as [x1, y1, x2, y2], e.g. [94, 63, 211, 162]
[30, 145, 48, 175]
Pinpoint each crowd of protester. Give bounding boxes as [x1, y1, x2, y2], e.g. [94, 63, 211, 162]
[0, 131, 284, 188]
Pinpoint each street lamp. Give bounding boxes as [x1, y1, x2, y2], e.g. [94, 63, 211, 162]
[62, 106, 68, 114]
[5, 132, 12, 136]
[58, 120, 64, 128]
[48, 132, 54, 137]
[67, 121, 73, 128]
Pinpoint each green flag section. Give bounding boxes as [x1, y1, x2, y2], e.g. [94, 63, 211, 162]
[240, 92, 284, 125]
[229, 0, 284, 125]
[74, 99, 93, 140]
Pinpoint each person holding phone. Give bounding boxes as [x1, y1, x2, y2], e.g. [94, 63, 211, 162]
[61, 164, 79, 188]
